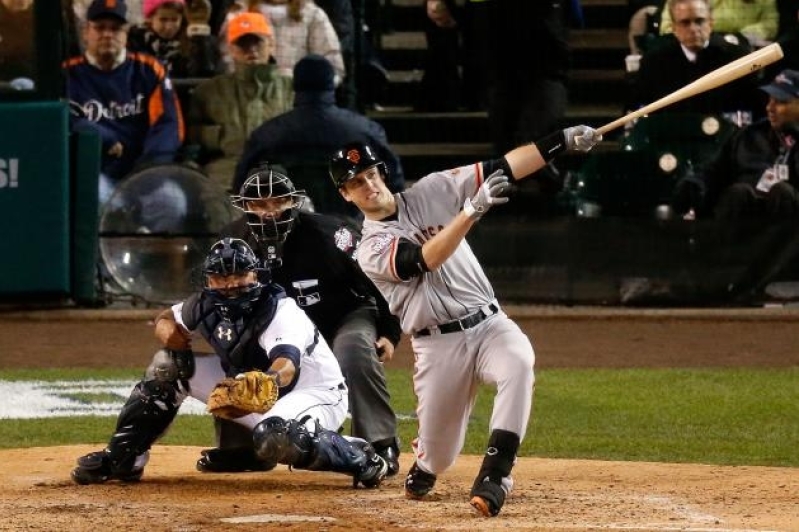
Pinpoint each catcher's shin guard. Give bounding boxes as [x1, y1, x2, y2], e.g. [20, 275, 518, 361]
[469, 429, 520, 517]
[253, 416, 388, 488]
[307, 423, 388, 488]
[72, 378, 183, 485]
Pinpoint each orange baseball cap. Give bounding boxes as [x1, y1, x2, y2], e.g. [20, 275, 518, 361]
[227, 12, 273, 45]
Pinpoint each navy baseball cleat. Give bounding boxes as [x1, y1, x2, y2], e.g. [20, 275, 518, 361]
[71, 450, 145, 485]
[404, 462, 437, 499]
[355, 450, 389, 488]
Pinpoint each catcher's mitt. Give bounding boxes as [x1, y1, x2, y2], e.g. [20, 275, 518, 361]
[207, 371, 279, 420]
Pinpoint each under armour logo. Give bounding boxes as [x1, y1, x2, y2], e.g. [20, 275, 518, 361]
[486, 446, 498, 456]
[217, 327, 232, 341]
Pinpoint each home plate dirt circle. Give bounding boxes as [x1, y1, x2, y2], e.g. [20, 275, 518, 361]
[1, 446, 796, 531]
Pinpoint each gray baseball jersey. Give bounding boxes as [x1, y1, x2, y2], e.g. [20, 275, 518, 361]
[357, 162, 535, 479]
[358, 164, 496, 335]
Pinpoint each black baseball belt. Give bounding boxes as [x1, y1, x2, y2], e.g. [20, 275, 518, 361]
[414, 303, 499, 337]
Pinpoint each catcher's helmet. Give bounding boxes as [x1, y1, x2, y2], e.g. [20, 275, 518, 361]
[231, 164, 305, 242]
[202, 238, 267, 321]
[329, 143, 388, 188]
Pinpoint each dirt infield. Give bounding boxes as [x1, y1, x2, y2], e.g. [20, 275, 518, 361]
[1, 306, 798, 531]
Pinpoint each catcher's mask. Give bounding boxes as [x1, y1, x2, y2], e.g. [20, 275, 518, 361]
[329, 142, 388, 189]
[231, 165, 305, 243]
[202, 238, 269, 321]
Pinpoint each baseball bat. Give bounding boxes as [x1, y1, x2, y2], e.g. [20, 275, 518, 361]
[597, 42, 784, 136]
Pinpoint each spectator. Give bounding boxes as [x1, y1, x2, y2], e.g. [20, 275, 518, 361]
[659, 0, 779, 47]
[65, 0, 184, 205]
[127, 0, 222, 78]
[221, 0, 345, 85]
[672, 69, 799, 220]
[209, 166, 403, 477]
[0, 0, 35, 84]
[233, 54, 404, 194]
[634, 0, 762, 118]
[186, 11, 293, 192]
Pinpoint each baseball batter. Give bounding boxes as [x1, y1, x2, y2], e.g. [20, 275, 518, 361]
[70, 238, 388, 488]
[329, 125, 601, 517]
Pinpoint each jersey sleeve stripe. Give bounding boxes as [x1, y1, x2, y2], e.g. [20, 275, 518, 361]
[389, 237, 401, 281]
[473, 162, 484, 195]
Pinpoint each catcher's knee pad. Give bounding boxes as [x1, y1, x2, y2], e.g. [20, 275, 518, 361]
[105, 379, 181, 472]
[145, 348, 195, 383]
[252, 416, 314, 467]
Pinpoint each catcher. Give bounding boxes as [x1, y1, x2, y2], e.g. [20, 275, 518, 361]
[70, 237, 389, 488]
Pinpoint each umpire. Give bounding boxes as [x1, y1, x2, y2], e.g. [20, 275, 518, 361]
[201, 164, 402, 476]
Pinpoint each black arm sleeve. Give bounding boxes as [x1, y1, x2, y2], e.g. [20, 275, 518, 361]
[481, 158, 515, 180]
[394, 238, 429, 281]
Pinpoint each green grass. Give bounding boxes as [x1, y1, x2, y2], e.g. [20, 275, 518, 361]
[1, 367, 797, 467]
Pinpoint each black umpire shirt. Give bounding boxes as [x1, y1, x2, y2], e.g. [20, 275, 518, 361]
[221, 211, 402, 347]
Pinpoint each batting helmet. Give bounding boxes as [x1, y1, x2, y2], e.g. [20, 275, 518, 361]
[329, 143, 388, 189]
[202, 237, 267, 320]
[232, 164, 305, 243]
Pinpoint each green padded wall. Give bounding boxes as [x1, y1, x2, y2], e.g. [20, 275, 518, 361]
[0, 101, 70, 295]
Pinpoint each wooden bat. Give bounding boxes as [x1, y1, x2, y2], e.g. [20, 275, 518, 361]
[597, 42, 784, 136]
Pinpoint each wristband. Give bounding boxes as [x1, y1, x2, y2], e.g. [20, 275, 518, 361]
[536, 130, 567, 163]
[463, 197, 483, 220]
[187, 24, 212, 37]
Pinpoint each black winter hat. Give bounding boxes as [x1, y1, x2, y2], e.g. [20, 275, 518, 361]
[293, 54, 335, 92]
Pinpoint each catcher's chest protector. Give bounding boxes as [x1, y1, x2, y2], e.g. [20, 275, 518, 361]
[182, 288, 284, 375]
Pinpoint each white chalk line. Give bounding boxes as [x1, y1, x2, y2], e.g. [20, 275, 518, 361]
[0, 379, 418, 421]
[0, 379, 206, 419]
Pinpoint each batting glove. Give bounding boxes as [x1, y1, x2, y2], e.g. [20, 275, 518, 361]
[463, 170, 510, 220]
[563, 125, 602, 152]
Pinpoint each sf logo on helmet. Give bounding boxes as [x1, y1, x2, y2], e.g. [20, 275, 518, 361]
[346, 149, 361, 164]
